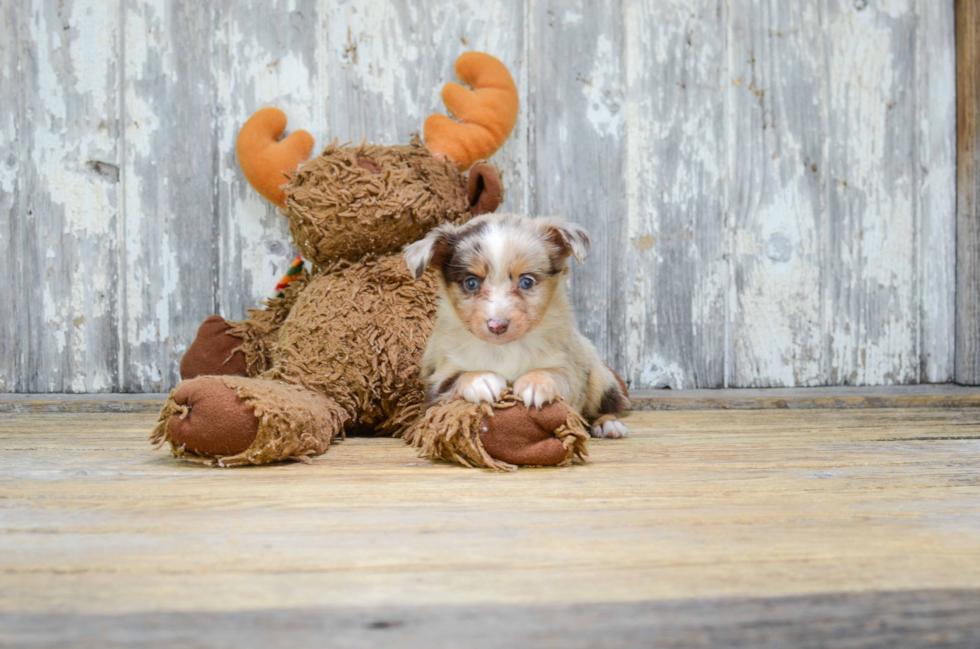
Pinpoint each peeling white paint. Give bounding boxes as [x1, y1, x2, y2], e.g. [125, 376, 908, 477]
[915, 0, 956, 382]
[624, 0, 727, 388]
[732, 182, 824, 387]
[326, 2, 422, 124]
[825, 4, 916, 384]
[582, 34, 623, 138]
[639, 356, 686, 390]
[3, 0, 958, 392]
[23, 0, 121, 392]
[875, 0, 911, 20]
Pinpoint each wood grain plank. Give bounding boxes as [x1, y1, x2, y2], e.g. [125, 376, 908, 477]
[916, 0, 956, 382]
[956, 0, 980, 384]
[0, 395, 168, 414]
[212, 0, 321, 321]
[824, 0, 918, 385]
[4, 589, 980, 649]
[0, 2, 25, 392]
[623, 0, 727, 389]
[528, 0, 627, 375]
[629, 385, 980, 410]
[728, 0, 826, 387]
[20, 0, 122, 392]
[120, 0, 219, 392]
[4, 385, 980, 413]
[319, 0, 528, 214]
[1, 408, 978, 616]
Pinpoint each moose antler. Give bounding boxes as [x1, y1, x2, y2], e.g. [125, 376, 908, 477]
[237, 107, 315, 207]
[424, 52, 519, 170]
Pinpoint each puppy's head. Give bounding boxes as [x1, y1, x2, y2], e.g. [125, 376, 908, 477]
[403, 213, 590, 344]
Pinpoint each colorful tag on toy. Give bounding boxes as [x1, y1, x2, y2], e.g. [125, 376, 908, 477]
[275, 255, 306, 297]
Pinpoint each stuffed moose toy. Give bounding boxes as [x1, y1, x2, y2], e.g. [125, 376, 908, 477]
[151, 52, 609, 470]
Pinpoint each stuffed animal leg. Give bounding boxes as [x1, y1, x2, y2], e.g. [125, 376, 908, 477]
[404, 392, 590, 471]
[151, 375, 348, 467]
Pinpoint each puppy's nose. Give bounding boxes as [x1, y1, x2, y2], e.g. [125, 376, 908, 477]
[487, 318, 509, 335]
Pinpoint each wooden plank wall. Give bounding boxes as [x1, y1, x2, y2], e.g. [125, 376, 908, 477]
[0, 0, 957, 392]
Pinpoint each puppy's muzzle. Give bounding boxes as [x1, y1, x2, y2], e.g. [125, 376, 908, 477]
[487, 318, 509, 335]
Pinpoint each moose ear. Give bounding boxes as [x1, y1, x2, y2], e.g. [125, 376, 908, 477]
[424, 52, 519, 169]
[236, 107, 314, 207]
[467, 163, 504, 216]
[540, 220, 591, 265]
[403, 223, 458, 280]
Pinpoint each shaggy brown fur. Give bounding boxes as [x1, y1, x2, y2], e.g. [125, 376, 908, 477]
[284, 139, 471, 265]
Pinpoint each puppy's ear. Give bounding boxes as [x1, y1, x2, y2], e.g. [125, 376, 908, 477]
[541, 220, 591, 264]
[403, 223, 458, 280]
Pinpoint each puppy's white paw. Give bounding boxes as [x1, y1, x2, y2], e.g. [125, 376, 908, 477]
[514, 371, 560, 410]
[591, 419, 630, 439]
[460, 372, 508, 404]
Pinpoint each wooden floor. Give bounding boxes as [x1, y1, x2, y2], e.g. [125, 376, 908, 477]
[2, 400, 980, 647]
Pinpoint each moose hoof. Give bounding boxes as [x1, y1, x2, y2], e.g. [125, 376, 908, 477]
[479, 401, 570, 466]
[168, 378, 259, 457]
[180, 315, 248, 380]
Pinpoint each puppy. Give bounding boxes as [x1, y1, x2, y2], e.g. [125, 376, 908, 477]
[403, 213, 630, 438]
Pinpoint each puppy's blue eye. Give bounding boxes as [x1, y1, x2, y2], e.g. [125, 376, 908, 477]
[519, 276, 535, 290]
[463, 276, 480, 291]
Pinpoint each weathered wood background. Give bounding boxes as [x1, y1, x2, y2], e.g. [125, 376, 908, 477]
[0, 0, 958, 392]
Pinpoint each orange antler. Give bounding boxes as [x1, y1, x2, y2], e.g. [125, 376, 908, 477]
[236, 107, 314, 207]
[424, 52, 519, 170]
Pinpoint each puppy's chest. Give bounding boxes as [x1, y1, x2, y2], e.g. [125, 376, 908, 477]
[447, 337, 565, 382]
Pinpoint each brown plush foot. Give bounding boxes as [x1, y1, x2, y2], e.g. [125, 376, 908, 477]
[479, 401, 570, 466]
[168, 378, 259, 456]
[180, 315, 248, 380]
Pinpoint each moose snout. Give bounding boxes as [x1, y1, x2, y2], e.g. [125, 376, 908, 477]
[487, 318, 509, 335]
